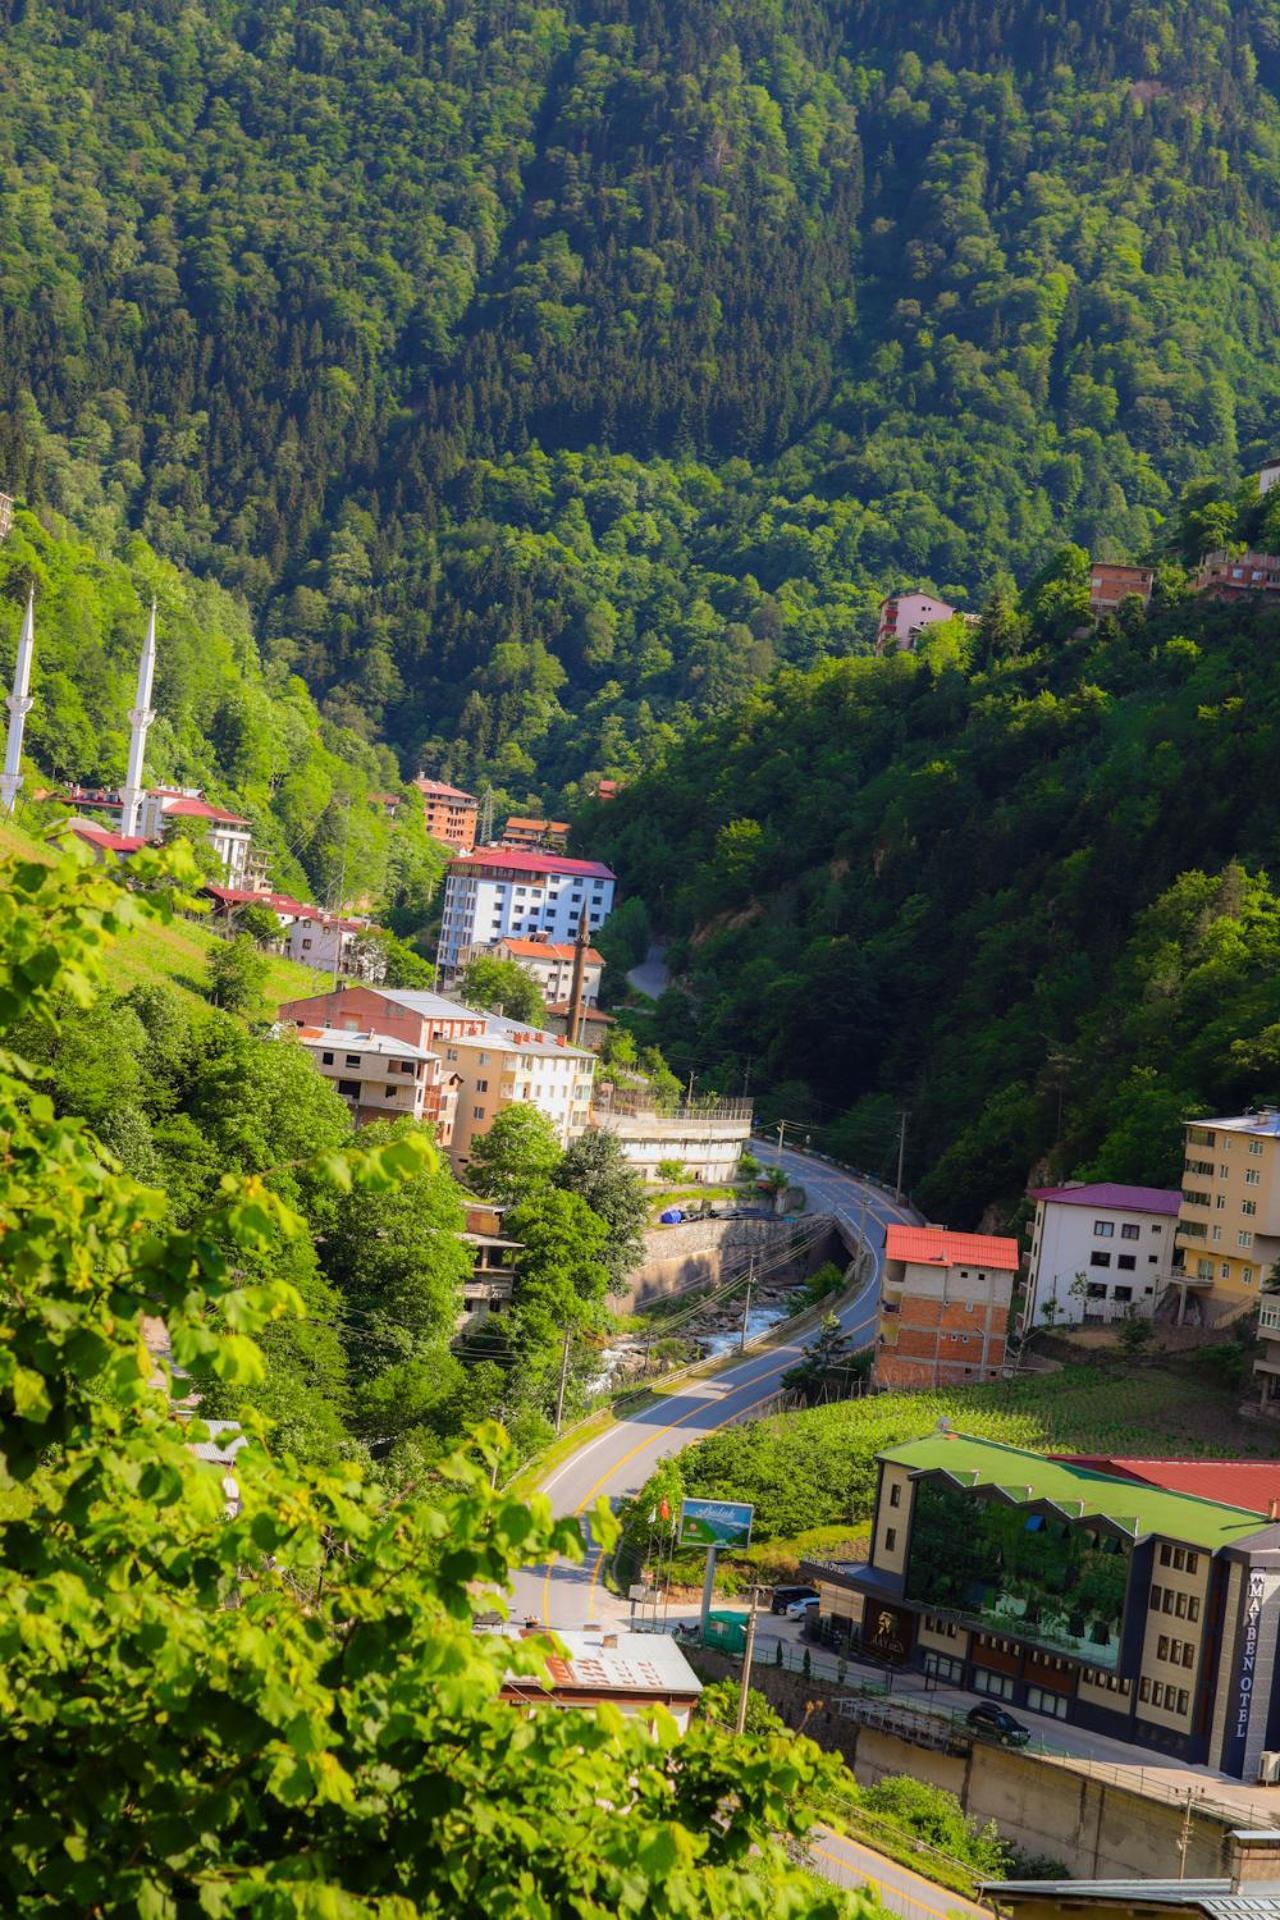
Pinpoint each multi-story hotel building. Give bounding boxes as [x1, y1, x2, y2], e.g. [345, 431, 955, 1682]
[1172, 1109, 1280, 1325]
[803, 1428, 1280, 1778]
[413, 777, 479, 850]
[292, 1024, 457, 1140]
[436, 848, 616, 977]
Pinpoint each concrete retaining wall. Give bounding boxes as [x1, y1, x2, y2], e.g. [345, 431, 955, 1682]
[621, 1217, 842, 1310]
[688, 1647, 1238, 1880]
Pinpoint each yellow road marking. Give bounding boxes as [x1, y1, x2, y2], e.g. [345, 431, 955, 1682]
[810, 1838, 980, 1918]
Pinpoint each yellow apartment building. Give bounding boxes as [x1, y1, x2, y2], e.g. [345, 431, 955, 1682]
[1172, 1108, 1280, 1324]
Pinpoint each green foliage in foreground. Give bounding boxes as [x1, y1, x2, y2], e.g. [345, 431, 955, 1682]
[625, 1364, 1274, 1548]
[0, 850, 868, 1917]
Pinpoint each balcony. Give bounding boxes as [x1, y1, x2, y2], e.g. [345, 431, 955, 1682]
[1260, 1297, 1280, 1337]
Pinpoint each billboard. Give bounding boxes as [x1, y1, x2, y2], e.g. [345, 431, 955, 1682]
[679, 1498, 754, 1549]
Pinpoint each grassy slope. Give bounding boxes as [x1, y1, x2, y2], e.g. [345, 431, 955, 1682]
[0, 814, 324, 1011]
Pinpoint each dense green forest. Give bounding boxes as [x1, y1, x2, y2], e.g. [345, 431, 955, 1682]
[588, 518, 1280, 1227]
[8, 0, 1280, 806]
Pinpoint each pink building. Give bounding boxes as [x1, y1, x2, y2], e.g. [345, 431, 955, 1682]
[875, 590, 958, 656]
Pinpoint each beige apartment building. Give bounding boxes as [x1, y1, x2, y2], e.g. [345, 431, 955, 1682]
[441, 1014, 595, 1175]
[1172, 1109, 1280, 1324]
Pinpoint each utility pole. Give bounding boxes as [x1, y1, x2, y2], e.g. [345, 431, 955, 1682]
[894, 1109, 909, 1203]
[1178, 1787, 1195, 1880]
[775, 1118, 786, 1167]
[554, 1326, 572, 1433]
[735, 1586, 761, 1736]
[330, 796, 350, 990]
[739, 1257, 755, 1353]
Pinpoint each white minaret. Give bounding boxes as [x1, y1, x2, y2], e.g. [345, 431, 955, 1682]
[120, 600, 157, 838]
[0, 585, 35, 815]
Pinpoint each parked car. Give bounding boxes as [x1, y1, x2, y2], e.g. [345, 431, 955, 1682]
[966, 1703, 1031, 1748]
[785, 1594, 821, 1620]
[770, 1584, 819, 1616]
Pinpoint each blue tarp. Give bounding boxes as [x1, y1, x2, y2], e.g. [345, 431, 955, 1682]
[659, 1207, 684, 1224]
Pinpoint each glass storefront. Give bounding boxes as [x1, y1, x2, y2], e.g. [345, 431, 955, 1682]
[904, 1480, 1131, 1672]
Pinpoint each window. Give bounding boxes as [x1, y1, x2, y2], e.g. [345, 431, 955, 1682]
[884, 1528, 897, 1552]
[1159, 1544, 1172, 1568]
[472, 1105, 486, 1121]
[1246, 1169, 1262, 1186]
[1222, 1262, 1232, 1279]
[1026, 1686, 1069, 1720]
[1140, 1677, 1151, 1702]
[1117, 1256, 1136, 1272]
[1239, 1232, 1255, 1249]
[1172, 1548, 1185, 1571]
[1243, 1200, 1258, 1217]
[1149, 1584, 1162, 1611]
[1174, 1591, 1187, 1619]
[1188, 1597, 1201, 1623]
[1157, 1635, 1169, 1660]
[1212, 1227, 1223, 1243]
[337, 1079, 360, 1099]
[1090, 1251, 1112, 1268]
[1121, 1223, 1140, 1240]
[1176, 1689, 1190, 1715]
[302, 938, 312, 951]
[1189, 1127, 1215, 1146]
[1244, 1267, 1256, 1286]
[972, 1669, 1015, 1700]
[1183, 1644, 1195, 1669]
[1250, 1139, 1264, 1156]
[1215, 1195, 1227, 1211]
[1151, 1224, 1162, 1233]
[475, 1079, 488, 1093]
[923, 1652, 965, 1684]
[1113, 1286, 1133, 1303]
[1182, 1191, 1210, 1208]
[889, 1483, 901, 1508]
[385, 1085, 397, 1100]
[321, 1051, 334, 1065]
[1094, 1221, 1115, 1238]
[345, 1053, 361, 1067]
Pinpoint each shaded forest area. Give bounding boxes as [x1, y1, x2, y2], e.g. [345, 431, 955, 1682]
[587, 532, 1280, 1227]
[6, 0, 1280, 806]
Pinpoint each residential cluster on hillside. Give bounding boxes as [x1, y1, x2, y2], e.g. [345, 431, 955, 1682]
[874, 1104, 1280, 1419]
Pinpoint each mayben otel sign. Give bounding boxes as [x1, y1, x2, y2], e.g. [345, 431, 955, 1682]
[1220, 1566, 1274, 1774]
[678, 1499, 754, 1550]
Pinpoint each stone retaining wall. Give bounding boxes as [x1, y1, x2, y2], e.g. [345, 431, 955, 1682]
[620, 1216, 843, 1311]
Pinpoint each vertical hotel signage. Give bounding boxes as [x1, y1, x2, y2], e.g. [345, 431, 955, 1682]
[1224, 1569, 1268, 1775]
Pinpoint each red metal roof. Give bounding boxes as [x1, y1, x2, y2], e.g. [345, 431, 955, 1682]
[501, 937, 604, 964]
[415, 777, 476, 802]
[161, 796, 250, 826]
[1054, 1458, 1280, 1517]
[885, 1225, 1021, 1271]
[204, 885, 313, 916]
[449, 847, 615, 881]
[69, 821, 147, 854]
[1028, 1182, 1180, 1216]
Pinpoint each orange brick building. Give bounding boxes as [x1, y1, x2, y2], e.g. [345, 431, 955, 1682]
[413, 777, 479, 850]
[1088, 562, 1154, 614]
[875, 1225, 1020, 1390]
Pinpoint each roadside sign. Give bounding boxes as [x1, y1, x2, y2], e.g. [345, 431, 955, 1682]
[678, 1497, 754, 1549]
[628, 1583, 650, 1602]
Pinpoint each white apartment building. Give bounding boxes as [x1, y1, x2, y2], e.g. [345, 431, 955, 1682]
[1023, 1182, 1179, 1332]
[441, 1014, 595, 1173]
[437, 848, 616, 976]
[137, 789, 254, 887]
[460, 932, 605, 1007]
[285, 913, 385, 981]
[293, 1025, 452, 1133]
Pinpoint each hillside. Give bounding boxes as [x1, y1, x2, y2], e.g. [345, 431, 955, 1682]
[0, 508, 444, 928]
[588, 539, 1280, 1225]
[8, 1, 1280, 801]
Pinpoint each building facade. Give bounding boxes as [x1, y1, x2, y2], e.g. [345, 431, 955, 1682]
[1023, 1182, 1179, 1333]
[876, 1226, 1019, 1389]
[284, 912, 383, 980]
[436, 848, 616, 976]
[65, 784, 256, 887]
[292, 1024, 456, 1138]
[460, 1197, 521, 1324]
[874, 589, 958, 656]
[1194, 551, 1280, 601]
[278, 984, 487, 1138]
[461, 933, 605, 1008]
[588, 1087, 753, 1184]
[499, 817, 570, 851]
[1172, 1109, 1280, 1325]
[413, 777, 479, 850]
[442, 1017, 595, 1174]
[802, 1430, 1280, 1778]
[1088, 563, 1154, 614]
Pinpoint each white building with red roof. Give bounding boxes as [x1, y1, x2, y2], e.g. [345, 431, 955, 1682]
[436, 847, 616, 977]
[460, 931, 605, 1007]
[877, 1224, 1020, 1390]
[1024, 1180, 1180, 1334]
[63, 783, 254, 888]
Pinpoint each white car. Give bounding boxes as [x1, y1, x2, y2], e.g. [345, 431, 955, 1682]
[785, 1595, 820, 1620]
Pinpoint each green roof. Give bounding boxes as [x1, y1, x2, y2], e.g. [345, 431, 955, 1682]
[881, 1432, 1270, 1553]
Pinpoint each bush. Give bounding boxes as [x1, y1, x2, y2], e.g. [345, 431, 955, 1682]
[860, 1778, 1008, 1878]
[699, 1680, 786, 1737]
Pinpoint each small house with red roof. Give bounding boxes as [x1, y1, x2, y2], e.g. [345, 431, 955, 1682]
[1024, 1180, 1179, 1335]
[877, 1224, 1020, 1390]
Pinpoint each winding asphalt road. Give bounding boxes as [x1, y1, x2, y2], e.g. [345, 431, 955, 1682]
[513, 1145, 917, 1629]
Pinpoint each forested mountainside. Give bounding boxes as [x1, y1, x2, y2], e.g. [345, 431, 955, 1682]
[586, 539, 1280, 1228]
[0, 507, 442, 920]
[7, 0, 1280, 803]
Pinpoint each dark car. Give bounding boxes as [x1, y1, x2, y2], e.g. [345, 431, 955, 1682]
[770, 1584, 819, 1616]
[966, 1703, 1031, 1748]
